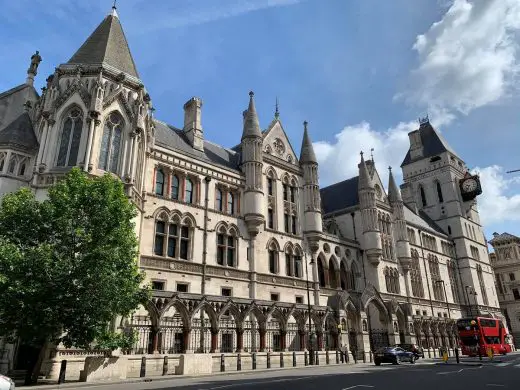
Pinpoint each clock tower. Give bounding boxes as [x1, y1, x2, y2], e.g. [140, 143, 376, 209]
[400, 117, 498, 313]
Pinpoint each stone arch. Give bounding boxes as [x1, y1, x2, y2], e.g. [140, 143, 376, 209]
[328, 255, 339, 289]
[317, 253, 327, 287]
[286, 310, 305, 351]
[152, 206, 170, 219]
[281, 172, 290, 184]
[265, 165, 278, 180]
[181, 212, 196, 227]
[266, 305, 286, 326]
[159, 298, 190, 326]
[158, 300, 189, 353]
[216, 300, 242, 323]
[266, 237, 281, 251]
[283, 241, 295, 254]
[190, 300, 219, 331]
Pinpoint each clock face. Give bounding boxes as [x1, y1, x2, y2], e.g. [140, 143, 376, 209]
[462, 178, 478, 193]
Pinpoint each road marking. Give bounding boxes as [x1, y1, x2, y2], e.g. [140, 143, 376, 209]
[342, 386, 375, 390]
[515, 364, 520, 368]
[201, 375, 314, 389]
[438, 369, 463, 375]
[486, 385, 505, 387]
[496, 362, 512, 367]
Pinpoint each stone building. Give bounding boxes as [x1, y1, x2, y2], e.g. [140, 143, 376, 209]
[0, 6, 506, 376]
[489, 233, 520, 348]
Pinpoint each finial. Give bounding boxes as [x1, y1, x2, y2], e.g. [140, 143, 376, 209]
[303, 120, 308, 129]
[111, 0, 118, 17]
[113, 0, 117, 9]
[388, 166, 392, 172]
[360, 151, 364, 158]
[249, 91, 254, 98]
[418, 114, 429, 125]
[370, 148, 374, 161]
[275, 97, 279, 119]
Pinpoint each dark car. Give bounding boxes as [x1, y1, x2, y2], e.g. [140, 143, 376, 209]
[397, 343, 424, 358]
[374, 346, 416, 365]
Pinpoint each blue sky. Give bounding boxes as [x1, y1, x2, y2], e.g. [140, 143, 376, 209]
[1, 0, 520, 242]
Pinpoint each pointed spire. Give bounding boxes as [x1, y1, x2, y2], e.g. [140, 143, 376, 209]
[274, 97, 279, 119]
[387, 166, 402, 203]
[241, 91, 262, 139]
[358, 151, 374, 190]
[300, 121, 317, 164]
[111, 0, 119, 17]
[67, 8, 139, 78]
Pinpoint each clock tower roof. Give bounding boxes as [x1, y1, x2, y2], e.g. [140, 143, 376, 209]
[401, 119, 458, 167]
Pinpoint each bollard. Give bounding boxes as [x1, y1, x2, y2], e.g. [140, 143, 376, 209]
[315, 351, 319, 365]
[220, 354, 225, 372]
[353, 350, 357, 364]
[267, 351, 271, 369]
[293, 351, 297, 367]
[345, 350, 349, 363]
[252, 352, 257, 370]
[304, 351, 308, 366]
[369, 350, 373, 363]
[326, 350, 330, 365]
[427, 348, 431, 359]
[140, 356, 146, 378]
[237, 353, 242, 371]
[280, 352, 284, 368]
[336, 350, 340, 364]
[58, 359, 67, 384]
[340, 350, 344, 363]
[363, 351, 366, 363]
[455, 347, 460, 364]
[162, 356, 168, 376]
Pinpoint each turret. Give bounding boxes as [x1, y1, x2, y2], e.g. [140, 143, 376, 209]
[388, 167, 411, 271]
[300, 121, 322, 239]
[241, 91, 264, 235]
[358, 152, 382, 265]
[183, 96, 204, 151]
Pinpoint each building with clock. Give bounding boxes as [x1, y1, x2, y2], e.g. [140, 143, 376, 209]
[489, 233, 520, 348]
[0, 6, 506, 379]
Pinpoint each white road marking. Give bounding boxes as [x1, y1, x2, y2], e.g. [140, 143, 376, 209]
[495, 362, 512, 367]
[201, 375, 314, 389]
[515, 364, 520, 368]
[486, 385, 505, 387]
[342, 386, 375, 390]
[437, 369, 463, 375]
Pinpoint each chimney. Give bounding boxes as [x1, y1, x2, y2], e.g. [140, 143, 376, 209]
[183, 97, 204, 151]
[408, 130, 423, 160]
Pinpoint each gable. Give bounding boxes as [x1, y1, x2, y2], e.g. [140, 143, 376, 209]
[262, 120, 298, 165]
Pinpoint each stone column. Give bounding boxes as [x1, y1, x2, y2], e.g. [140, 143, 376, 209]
[130, 132, 139, 182]
[36, 120, 49, 166]
[280, 330, 287, 351]
[317, 332, 324, 351]
[87, 118, 100, 171]
[299, 331, 306, 351]
[236, 329, 244, 353]
[150, 327, 160, 354]
[259, 329, 267, 352]
[41, 118, 56, 168]
[83, 116, 96, 171]
[183, 328, 193, 353]
[210, 330, 219, 353]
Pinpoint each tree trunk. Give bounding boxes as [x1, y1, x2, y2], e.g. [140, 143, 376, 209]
[25, 341, 48, 385]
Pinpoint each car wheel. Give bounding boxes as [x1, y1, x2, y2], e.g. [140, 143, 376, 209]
[410, 355, 416, 364]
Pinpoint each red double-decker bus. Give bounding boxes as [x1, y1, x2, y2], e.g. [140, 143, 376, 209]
[456, 317, 512, 356]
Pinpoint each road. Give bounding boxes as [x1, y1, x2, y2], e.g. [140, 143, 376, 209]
[42, 353, 520, 390]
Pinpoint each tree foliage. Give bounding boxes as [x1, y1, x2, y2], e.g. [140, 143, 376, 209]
[0, 168, 148, 350]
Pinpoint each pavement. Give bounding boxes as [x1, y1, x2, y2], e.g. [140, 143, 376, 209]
[22, 352, 520, 390]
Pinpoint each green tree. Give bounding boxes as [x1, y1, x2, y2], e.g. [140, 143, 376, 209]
[0, 168, 149, 384]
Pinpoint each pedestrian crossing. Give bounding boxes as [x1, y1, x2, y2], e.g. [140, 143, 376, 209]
[494, 362, 520, 367]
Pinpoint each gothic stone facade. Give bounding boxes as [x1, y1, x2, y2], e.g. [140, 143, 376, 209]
[0, 8, 505, 375]
[490, 233, 520, 348]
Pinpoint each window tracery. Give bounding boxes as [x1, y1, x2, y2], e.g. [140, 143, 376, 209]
[153, 211, 194, 260]
[384, 266, 400, 294]
[98, 111, 124, 173]
[216, 224, 238, 267]
[57, 107, 83, 167]
[428, 254, 444, 301]
[410, 249, 424, 298]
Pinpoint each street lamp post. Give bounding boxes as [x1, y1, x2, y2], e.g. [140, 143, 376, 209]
[304, 239, 315, 365]
[435, 280, 451, 318]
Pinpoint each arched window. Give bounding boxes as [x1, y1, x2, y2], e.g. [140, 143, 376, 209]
[155, 168, 165, 196]
[294, 251, 302, 278]
[216, 188, 223, 211]
[328, 258, 338, 289]
[349, 262, 357, 291]
[18, 159, 26, 176]
[267, 177, 273, 196]
[428, 255, 444, 301]
[284, 246, 303, 278]
[57, 107, 83, 167]
[8, 156, 16, 173]
[447, 261, 460, 303]
[317, 257, 326, 287]
[216, 225, 237, 267]
[268, 241, 279, 274]
[185, 178, 193, 204]
[0, 153, 5, 172]
[436, 181, 444, 203]
[171, 175, 180, 200]
[227, 193, 234, 214]
[153, 214, 193, 260]
[419, 185, 427, 207]
[477, 265, 488, 305]
[98, 111, 124, 173]
[410, 249, 424, 298]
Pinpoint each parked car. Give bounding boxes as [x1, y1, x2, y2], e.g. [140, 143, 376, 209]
[397, 343, 424, 358]
[374, 346, 416, 365]
[0, 374, 14, 390]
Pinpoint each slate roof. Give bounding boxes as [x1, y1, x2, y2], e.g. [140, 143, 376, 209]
[401, 121, 457, 166]
[320, 176, 360, 215]
[153, 119, 241, 172]
[0, 111, 38, 151]
[67, 11, 139, 79]
[489, 232, 520, 245]
[403, 204, 446, 235]
[0, 83, 39, 131]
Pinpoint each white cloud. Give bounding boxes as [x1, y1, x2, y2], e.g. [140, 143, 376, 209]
[472, 166, 520, 225]
[399, 0, 520, 115]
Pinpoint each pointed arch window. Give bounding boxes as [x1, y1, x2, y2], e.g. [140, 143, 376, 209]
[18, 159, 26, 176]
[98, 111, 124, 173]
[419, 185, 427, 207]
[410, 249, 424, 298]
[477, 265, 488, 305]
[447, 261, 460, 303]
[57, 108, 83, 167]
[216, 188, 223, 211]
[185, 179, 193, 204]
[428, 255, 444, 301]
[171, 174, 180, 200]
[317, 258, 326, 287]
[155, 168, 165, 196]
[153, 215, 193, 260]
[8, 156, 16, 173]
[267, 177, 273, 196]
[436, 181, 444, 203]
[227, 193, 234, 214]
[268, 241, 279, 274]
[0, 153, 5, 172]
[216, 225, 237, 267]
